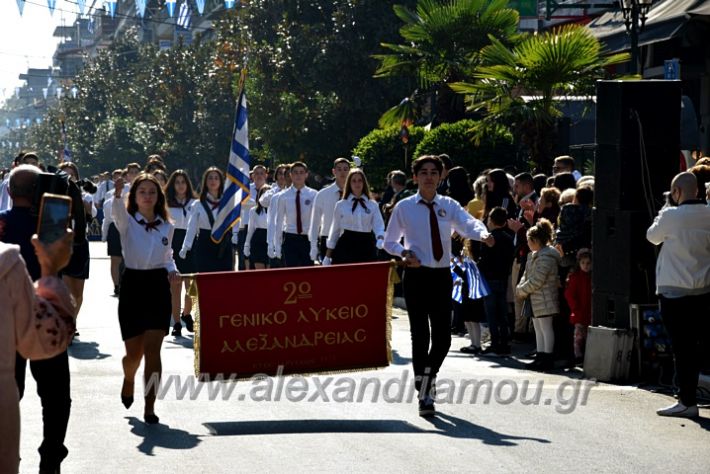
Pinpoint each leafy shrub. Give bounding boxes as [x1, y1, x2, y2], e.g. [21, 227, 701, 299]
[352, 126, 426, 190]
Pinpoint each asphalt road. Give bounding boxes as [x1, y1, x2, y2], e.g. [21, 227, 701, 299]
[18, 243, 710, 473]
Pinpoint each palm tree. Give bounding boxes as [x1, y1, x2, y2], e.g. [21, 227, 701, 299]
[451, 24, 629, 172]
[373, 0, 520, 127]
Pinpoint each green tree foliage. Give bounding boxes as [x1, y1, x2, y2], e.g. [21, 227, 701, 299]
[25, 31, 239, 179]
[414, 119, 515, 176]
[217, 1, 415, 174]
[451, 24, 629, 172]
[352, 125, 426, 189]
[374, 0, 520, 126]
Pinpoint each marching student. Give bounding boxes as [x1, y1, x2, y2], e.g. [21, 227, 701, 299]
[165, 170, 197, 337]
[262, 164, 291, 268]
[113, 173, 180, 425]
[323, 168, 384, 265]
[179, 167, 234, 272]
[384, 155, 494, 417]
[274, 162, 317, 267]
[244, 185, 271, 269]
[236, 165, 268, 270]
[309, 157, 351, 262]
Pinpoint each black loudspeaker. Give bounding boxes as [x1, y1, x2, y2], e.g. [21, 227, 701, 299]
[595, 80, 681, 211]
[592, 209, 659, 328]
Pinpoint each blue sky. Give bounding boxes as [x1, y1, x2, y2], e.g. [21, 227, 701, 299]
[0, 1, 80, 103]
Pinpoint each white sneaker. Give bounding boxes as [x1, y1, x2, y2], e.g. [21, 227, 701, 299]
[656, 402, 699, 418]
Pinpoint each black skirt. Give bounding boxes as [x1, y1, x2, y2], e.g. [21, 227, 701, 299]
[332, 230, 377, 265]
[172, 228, 196, 274]
[62, 239, 90, 279]
[249, 228, 269, 265]
[192, 228, 234, 273]
[107, 222, 122, 257]
[118, 268, 172, 340]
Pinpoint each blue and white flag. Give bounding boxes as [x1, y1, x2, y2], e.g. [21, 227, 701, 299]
[195, 0, 205, 15]
[106, 0, 117, 18]
[177, 1, 192, 30]
[224, 0, 236, 9]
[451, 256, 490, 302]
[211, 89, 250, 243]
[77, 0, 86, 15]
[135, 0, 147, 17]
[47, 0, 56, 15]
[16, 0, 25, 15]
[166, 0, 176, 17]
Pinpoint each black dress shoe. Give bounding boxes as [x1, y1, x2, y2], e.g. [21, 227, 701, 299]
[181, 313, 195, 332]
[121, 396, 134, 409]
[121, 379, 134, 408]
[144, 413, 160, 424]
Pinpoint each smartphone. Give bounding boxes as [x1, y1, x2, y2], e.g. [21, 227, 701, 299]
[36, 193, 72, 244]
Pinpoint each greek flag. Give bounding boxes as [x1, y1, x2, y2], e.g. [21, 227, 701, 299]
[211, 89, 250, 243]
[177, 1, 192, 30]
[450, 256, 489, 303]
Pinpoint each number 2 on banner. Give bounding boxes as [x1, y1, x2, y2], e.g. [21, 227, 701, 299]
[283, 281, 312, 305]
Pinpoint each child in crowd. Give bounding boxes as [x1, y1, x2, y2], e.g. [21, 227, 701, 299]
[564, 249, 592, 364]
[478, 207, 515, 356]
[515, 218, 561, 371]
[452, 246, 488, 355]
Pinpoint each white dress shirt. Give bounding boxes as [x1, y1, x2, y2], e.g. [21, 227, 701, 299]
[112, 196, 176, 272]
[101, 196, 114, 241]
[0, 176, 12, 211]
[266, 188, 286, 257]
[181, 197, 220, 253]
[384, 191, 490, 269]
[239, 183, 257, 230]
[244, 207, 268, 257]
[309, 183, 343, 244]
[168, 198, 196, 230]
[259, 184, 281, 208]
[274, 185, 316, 253]
[327, 195, 385, 249]
[94, 179, 114, 207]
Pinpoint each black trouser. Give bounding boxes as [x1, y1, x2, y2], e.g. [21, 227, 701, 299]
[15, 350, 71, 470]
[318, 236, 327, 261]
[660, 293, 710, 407]
[403, 266, 452, 397]
[236, 226, 248, 271]
[282, 233, 313, 268]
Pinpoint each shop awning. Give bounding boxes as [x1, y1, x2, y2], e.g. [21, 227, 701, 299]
[587, 0, 708, 52]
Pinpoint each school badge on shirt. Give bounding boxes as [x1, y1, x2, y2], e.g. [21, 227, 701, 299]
[162, 236, 169, 246]
[437, 209, 447, 218]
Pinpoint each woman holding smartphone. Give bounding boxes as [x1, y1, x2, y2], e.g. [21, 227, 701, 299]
[113, 173, 180, 424]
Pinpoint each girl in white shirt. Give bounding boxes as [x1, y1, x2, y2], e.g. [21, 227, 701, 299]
[180, 167, 234, 272]
[324, 169, 385, 265]
[244, 185, 271, 269]
[165, 170, 197, 337]
[113, 173, 180, 425]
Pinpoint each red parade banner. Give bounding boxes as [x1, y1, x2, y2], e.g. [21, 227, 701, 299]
[192, 262, 395, 379]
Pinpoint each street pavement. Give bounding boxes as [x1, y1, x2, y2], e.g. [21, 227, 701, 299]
[19, 243, 710, 473]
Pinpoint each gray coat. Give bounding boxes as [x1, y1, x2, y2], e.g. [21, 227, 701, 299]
[515, 246, 561, 317]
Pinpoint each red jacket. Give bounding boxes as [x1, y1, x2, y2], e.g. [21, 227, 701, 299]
[565, 270, 592, 326]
